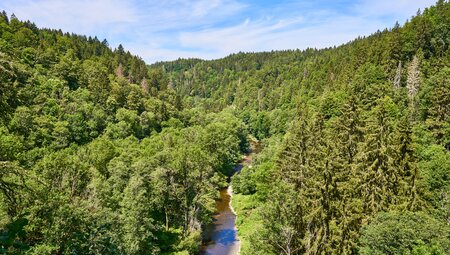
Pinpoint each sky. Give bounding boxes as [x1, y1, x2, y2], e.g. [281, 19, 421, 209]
[0, 0, 437, 63]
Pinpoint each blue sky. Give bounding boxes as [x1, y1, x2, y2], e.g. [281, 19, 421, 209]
[0, 0, 437, 63]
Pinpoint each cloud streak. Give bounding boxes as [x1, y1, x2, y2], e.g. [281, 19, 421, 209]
[1, 0, 137, 35]
[0, 0, 437, 63]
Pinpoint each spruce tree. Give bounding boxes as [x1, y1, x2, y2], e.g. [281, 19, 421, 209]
[426, 68, 450, 148]
[395, 112, 420, 210]
[330, 95, 365, 254]
[355, 96, 399, 217]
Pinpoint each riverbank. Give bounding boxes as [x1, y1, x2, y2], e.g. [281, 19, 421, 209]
[229, 140, 267, 255]
[230, 193, 263, 254]
[201, 141, 258, 255]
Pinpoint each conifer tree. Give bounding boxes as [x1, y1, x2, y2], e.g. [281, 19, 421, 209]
[355, 96, 399, 216]
[426, 68, 450, 148]
[272, 104, 315, 254]
[330, 95, 365, 254]
[395, 112, 420, 210]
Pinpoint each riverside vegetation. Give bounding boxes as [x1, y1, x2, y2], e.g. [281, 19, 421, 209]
[1, 1, 450, 254]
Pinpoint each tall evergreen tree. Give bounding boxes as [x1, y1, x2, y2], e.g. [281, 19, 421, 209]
[355, 97, 399, 216]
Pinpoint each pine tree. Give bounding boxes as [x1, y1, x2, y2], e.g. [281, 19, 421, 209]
[271, 104, 315, 254]
[355, 97, 399, 217]
[426, 67, 450, 148]
[116, 44, 125, 55]
[303, 112, 329, 254]
[0, 10, 8, 23]
[330, 95, 365, 254]
[395, 113, 420, 210]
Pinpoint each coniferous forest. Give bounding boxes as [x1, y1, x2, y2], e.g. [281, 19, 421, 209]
[1, 1, 450, 254]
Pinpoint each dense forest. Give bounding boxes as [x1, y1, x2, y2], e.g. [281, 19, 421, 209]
[1, 0, 450, 254]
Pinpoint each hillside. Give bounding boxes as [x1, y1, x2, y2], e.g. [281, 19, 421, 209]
[1, 1, 450, 254]
[0, 11, 247, 255]
[150, 1, 450, 254]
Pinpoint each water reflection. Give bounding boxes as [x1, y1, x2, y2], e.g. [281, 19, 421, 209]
[202, 142, 259, 255]
[202, 187, 240, 255]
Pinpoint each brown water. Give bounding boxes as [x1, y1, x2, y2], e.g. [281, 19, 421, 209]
[201, 186, 240, 255]
[202, 141, 259, 255]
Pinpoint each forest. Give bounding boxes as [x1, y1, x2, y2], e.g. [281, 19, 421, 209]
[1, 0, 450, 254]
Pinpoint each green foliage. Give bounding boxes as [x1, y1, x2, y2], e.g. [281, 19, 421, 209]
[1, 2, 450, 254]
[359, 211, 449, 255]
[0, 12, 247, 254]
[0, 217, 28, 254]
[231, 194, 267, 255]
[0, 126, 22, 161]
[422, 68, 450, 148]
[418, 145, 450, 221]
[174, 230, 201, 254]
[232, 166, 256, 195]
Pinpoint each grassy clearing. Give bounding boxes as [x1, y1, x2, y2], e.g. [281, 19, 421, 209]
[231, 193, 264, 254]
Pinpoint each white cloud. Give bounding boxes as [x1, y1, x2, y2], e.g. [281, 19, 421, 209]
[0, 0, 439, 63]
[1, 0, 137, 36]
[163, 0, 438, 62]
[128, 0, 247, 32]
[176, 14, 381, 60]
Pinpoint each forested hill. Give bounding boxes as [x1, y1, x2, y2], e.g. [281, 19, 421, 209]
[1, 1, 450, 255]
[0, 10, 247, 255]
[150, 1, 450, 254]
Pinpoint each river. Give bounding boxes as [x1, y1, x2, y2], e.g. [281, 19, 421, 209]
[201, 186, 240, 255]
[201, 143, 257, 255]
